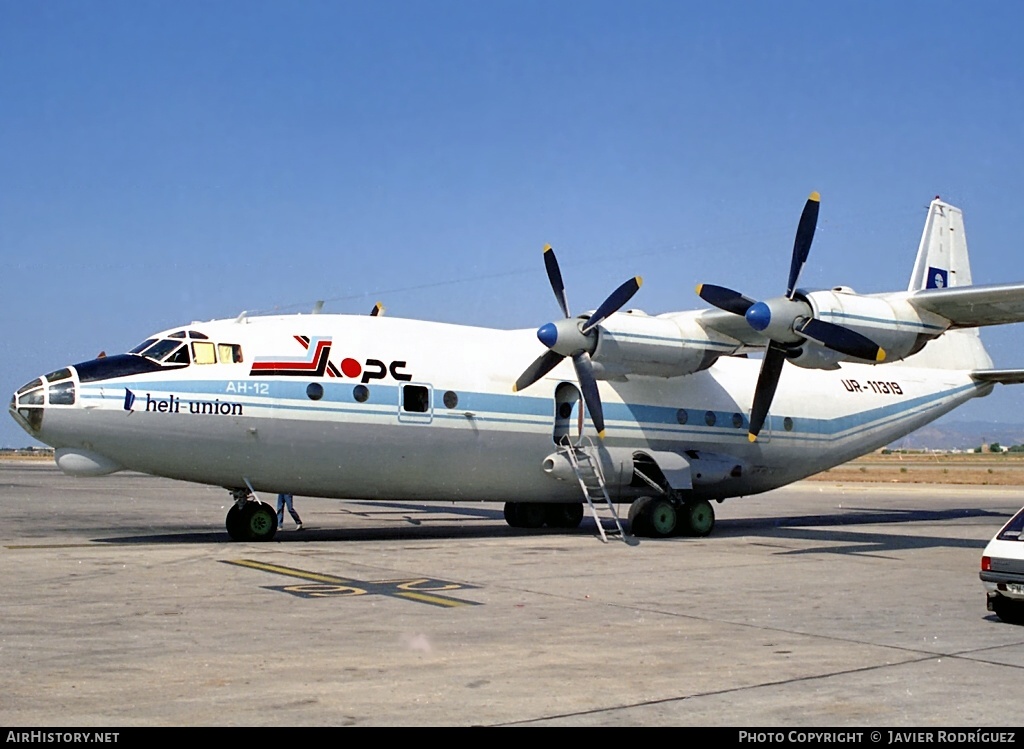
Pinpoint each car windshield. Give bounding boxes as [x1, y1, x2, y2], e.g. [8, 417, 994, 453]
[997, 507, 1024, 541]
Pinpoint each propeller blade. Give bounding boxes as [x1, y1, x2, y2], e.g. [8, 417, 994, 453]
[696, 283, 756, 316]
[786, 191, 820, 298]
[513, 350, 565, 393]
[543, 244, 571, 318]
[572, 352, 605, 438]
[580, 276, 643, 334]
[748, 342, 788, 442]
[796, 318, 886, 362]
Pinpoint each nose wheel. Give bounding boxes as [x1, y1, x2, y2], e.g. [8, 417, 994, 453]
[226, 490, 278, 542]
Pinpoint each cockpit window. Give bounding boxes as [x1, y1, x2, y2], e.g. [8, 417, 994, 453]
[138, 339, 186, 362]
[48, 381, 75, 405]
[219, 343, 243, 363]
[44, 368, 72, 382]
[17, 379, 44, 405]
[17, 378, 43, 396]
[126, 336, 241, 367]
[192, 341, 216, 365]
[164, 345, 190, 365]
[129, 339, 157, 354]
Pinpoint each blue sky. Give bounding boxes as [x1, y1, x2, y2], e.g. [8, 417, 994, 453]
[3, 1, 1024, 447]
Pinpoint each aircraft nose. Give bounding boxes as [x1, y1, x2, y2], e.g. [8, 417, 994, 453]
[9, 368, 77, 434]
[10, 377, 46, 433]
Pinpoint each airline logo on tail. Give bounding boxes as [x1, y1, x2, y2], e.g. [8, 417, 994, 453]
[927, 267, 948, 289]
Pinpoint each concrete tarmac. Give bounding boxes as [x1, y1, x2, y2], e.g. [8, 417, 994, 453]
[2, 460, 1023, 727]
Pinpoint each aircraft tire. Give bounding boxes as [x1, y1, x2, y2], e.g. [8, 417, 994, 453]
[681, 499, 715, 537]
[518, 502, 547, 529]
[627, 497, 654, 537]
[226, 504, 247, 541]
[503, 502, 524, 528]
[240, 501, 278, 542]
[545, 502, 584, 529]
[646, 498, 678, 538]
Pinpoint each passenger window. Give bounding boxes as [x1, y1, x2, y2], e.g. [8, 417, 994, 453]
[192, 342, 216, 365]
[219, 344, 243, 363]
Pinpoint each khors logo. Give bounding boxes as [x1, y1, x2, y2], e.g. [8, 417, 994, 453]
[249, 336, 412, 383]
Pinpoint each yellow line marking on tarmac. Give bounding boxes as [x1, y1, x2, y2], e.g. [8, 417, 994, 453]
[226, 559, 350, 584]
[225, 559, 481, 607]
[395, 591, 471, 608]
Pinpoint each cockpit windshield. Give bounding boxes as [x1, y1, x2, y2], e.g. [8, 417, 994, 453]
[127, 331, 243, 367]
[135, 339, 187, 363]
[129, 339, 157, 354]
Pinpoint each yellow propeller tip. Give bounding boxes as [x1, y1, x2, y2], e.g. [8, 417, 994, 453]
[748, 433, 758, 443]
[696, 283, 703, 294]
[809, 191, 821, 202]
[543, 244, 553, 253]
[636, 276, 643, 287]
[876, 348, 887, 363]
[597, 430, 607, 440]
[511, 385, 518, 393]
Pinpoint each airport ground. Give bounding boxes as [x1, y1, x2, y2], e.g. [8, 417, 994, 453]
[2, 457, 1023, 728]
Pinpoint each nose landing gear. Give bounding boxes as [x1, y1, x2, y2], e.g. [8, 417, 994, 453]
[225, 488, 278, 542]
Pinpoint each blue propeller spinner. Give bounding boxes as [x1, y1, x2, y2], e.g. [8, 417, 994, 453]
[513, 245, 642, 439]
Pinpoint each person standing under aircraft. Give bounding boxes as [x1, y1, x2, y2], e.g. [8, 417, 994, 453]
[276, 493, 303, 530]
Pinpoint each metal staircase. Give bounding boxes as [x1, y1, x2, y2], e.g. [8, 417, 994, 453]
[558, 436, 634, 544]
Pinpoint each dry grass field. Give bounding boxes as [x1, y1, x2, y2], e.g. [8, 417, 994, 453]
[806, 451, 1024, 485]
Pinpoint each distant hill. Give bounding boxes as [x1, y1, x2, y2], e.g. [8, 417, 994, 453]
[888, 421, 1024, 451]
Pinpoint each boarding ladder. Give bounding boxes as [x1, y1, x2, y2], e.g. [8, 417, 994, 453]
[558, 436, 634, 544]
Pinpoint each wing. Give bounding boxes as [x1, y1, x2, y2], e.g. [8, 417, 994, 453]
[908, 282, 1024, 328]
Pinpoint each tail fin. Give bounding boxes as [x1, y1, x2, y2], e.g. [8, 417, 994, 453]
[903, 197, 993, 370]
[907, 197, 972, 291]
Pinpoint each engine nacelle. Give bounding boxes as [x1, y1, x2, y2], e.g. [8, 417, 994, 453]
[789, 288, 949, 368]
[590, 311, 740, 378]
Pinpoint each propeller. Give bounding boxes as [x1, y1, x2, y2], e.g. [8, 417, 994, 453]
[514, 244, 642, 438]
[696, 192, 885, 441]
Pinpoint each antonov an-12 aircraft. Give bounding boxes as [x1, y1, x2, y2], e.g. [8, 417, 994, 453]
[11, 195, 1024, 542]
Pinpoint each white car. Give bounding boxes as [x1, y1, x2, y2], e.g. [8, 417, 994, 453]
[980, 505, 1024, 624]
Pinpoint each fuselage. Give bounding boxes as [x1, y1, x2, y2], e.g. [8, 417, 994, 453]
[9, 312, 991, 505]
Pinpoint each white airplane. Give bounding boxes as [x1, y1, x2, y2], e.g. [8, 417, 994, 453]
[10, 195, 1024, 543]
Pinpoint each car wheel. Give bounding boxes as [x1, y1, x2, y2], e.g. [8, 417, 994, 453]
[992, 594, 1024, 625]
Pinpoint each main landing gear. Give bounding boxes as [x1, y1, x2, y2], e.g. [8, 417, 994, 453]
[628, 496, 716, 538]
[503, 502, 585, 530]
[225, 488, 278, 542]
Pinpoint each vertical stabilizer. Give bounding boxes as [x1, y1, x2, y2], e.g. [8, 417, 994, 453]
[907, 198, 972, 291]
[903, 197, 992, 370]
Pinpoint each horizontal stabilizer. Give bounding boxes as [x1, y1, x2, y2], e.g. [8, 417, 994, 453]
[910, 282, 1024, 328]
[970, 369, 1024, 385]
